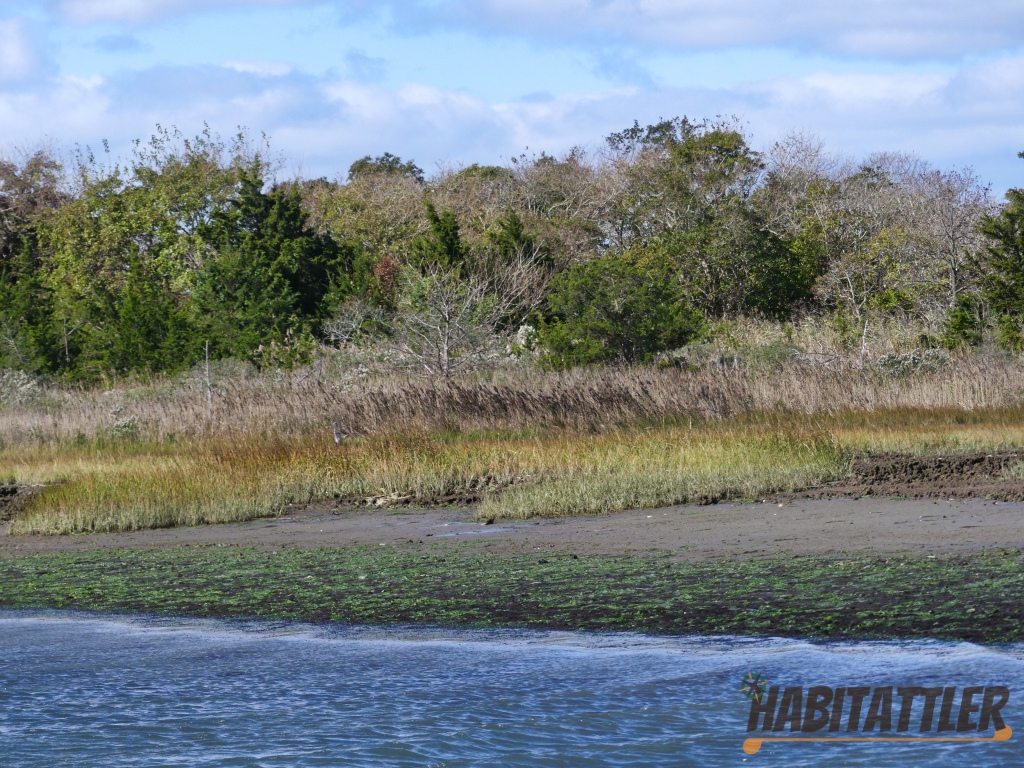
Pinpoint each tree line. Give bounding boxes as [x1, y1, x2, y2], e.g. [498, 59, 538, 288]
[0, 119, 1022, 381]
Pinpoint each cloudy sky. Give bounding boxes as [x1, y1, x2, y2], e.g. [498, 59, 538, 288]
[1, 1, 1021, 191]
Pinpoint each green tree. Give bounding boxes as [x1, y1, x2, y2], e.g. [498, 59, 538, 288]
[107, 256, 196, 373]
[539, 251, 705, 367]
[409, 202, 467, 270]
[981, 154, 1024, 350]
[194, 170, 344, 363]
[942, 294, 985, 349]
[605, 117, 811, 318]
[0, 237, 60, 372]
[348, 153, 424, 184]
[0, 151, 65, 372]
[37, 128, 255, 377]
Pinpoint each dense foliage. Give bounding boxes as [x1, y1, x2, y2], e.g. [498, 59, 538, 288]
[540, 252, 705, 366]
[0, 121, 1018, 380]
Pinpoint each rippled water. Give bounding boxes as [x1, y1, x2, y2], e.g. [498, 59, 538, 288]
[1, 610, 1021, 767]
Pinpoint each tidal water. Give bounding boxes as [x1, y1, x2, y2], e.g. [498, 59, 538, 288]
[1, 610, 1021, 767]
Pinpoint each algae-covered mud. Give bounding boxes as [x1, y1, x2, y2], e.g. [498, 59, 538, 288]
[1, 544, 1022, 642]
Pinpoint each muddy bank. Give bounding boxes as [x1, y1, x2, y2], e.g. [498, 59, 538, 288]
[0, 484, 24, 524]
[3, 544, 1023, 642]
[4, 450, 1024, 560]
[791, 451, 1024, 501]
[4, 495, 1024, 561]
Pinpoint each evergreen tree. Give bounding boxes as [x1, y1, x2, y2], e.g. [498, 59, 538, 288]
[540, 251, 705, 367]
[108, 257, 196, 373]
[409, 203, 467, 270]
[980, 156, 1024, 349]
[194, 170, 343, 362]
[0, 236, 59, 372]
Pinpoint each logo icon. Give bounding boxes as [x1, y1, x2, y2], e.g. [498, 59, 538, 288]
[741, 672, 768, 704]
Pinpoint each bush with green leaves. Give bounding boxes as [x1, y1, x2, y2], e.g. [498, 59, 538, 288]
[539, 252, 705, 367]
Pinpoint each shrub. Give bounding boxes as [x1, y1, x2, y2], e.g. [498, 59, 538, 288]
[539, 252, 705, 367]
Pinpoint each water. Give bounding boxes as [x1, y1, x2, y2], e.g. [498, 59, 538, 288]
[1, 610, 1021, 767]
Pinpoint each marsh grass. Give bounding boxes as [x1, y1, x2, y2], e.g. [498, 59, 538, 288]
[477, 429, 843, 519]
[6, 405, 1024, 534]
[5, 355, 1024, 534]
[4, 354, 1024, 448]
[6, 425, 841, 533]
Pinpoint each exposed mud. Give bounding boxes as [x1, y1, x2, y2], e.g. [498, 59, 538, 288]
[4, 451, 1024, 560]
[0, 484, 25, 524]
[790, 451, 1024, 502]
[4, 494, 1024, 562]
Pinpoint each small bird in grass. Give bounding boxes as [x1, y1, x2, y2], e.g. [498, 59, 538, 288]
[331, 421, 347, 445]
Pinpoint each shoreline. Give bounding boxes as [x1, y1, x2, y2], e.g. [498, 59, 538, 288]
[4, 495, 1023, 559]
[2, 495, 1023, 644]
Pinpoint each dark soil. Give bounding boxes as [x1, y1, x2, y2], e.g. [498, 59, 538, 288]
[791, 451, 1024, 501]
[0, 484, 24, 523]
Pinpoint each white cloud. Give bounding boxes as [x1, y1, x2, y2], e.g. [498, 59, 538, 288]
[56, 0, 304, 24]
[0, 18, 40, 81]
[223, 60, 294, 77]
[0, 54, 1021, 193]
[409, 0, 1024, 60]
[40, 0, 1024, 61]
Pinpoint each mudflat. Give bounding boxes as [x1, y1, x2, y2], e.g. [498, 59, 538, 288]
[2, 495, 1022, 560]
[4, 449, 1024, 558]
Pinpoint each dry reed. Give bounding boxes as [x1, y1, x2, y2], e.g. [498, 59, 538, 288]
[3, 355, 1023, 448]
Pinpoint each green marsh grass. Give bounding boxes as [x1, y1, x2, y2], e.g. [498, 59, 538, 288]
[5, 406, 1024, 534]
[6, 422, 848, 533]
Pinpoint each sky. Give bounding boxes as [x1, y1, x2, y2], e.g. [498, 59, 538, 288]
[0, 1, 1021, 192]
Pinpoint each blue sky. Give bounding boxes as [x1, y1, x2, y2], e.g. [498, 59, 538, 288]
[1, 1, 1022, 191]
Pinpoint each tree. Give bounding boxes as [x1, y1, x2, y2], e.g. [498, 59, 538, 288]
[430, 164, 520, 240]
[106, 256, 195, 373]
[601, 117, 810, 318]
[512, 149, 607, 268]
[916, 167, 993, 311]
[409, 202, 467, 270]
[539, 251, 705, 367]
[390, 205, 546, 376]
[0, 150, 65, 372]
[194, 169, 345, 363]
[35, 128, 260, 377]
[301, 170, 427, 270]
[348, 153, 424, 184]
[0, 237, 59, 372]
[391, 255, 545, 377]
[603, 117, 763, 248]
[980, 154, 1024, 350]
[942, 294, 985, 349]
[800, 158, 934, 356]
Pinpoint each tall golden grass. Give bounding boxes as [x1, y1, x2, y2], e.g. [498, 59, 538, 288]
[6, 407, 1024, 534]
[3, 355, 1023, 447]
[5, 423, 845, 533]
[4, 355, 1024, 534]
